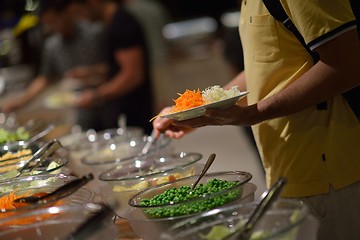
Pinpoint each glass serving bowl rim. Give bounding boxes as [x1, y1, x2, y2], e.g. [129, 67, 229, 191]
[0, 186, 93, 213]
[128, 171, 252, 209]
[61, 126, 144, 151]
[99, 152, 203, 182]
[0, 202, 103, 226]
[0, 141, 39, 157]
[81, 135, 172, 166]
[0, 156, 69, 182]
[0, 173, 77, 186]
[164, 198, 309, 239]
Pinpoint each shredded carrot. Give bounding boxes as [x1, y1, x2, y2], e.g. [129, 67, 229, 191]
[0, 192, 29, 211]
[171, 89, 205, 113]
[0, 191, 64, 227]
[149, 88, 206, 122]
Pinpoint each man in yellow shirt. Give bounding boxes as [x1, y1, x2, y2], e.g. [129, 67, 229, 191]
[154, 0, 360, 239]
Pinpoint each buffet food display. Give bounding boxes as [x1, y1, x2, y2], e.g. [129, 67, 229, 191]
[0, 112, 317, 240]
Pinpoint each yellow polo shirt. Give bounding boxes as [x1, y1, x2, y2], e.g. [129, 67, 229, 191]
[240, 0, 360, 197]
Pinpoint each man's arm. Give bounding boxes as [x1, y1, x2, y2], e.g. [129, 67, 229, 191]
[2, 76, 49, 113]
[98, 46, 144, 99]
[74, 46, 145, 107]
[255, 28, 360, 123]
[177, 28, 360, 128]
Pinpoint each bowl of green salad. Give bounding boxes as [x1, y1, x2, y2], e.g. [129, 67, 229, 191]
[124, 171, 256, 240]
[160, 199, 318, 240]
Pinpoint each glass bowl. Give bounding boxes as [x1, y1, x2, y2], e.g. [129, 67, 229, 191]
[60, 127, 143, 154]
[124, 171, 256, 239]
[99, 152, 203, 217]
[0, 203, 119, 240]
[0, 141, 39, 157]
[0, 155, 69, 182]
[82, 135, 172, 165]
[63, 127, 163, 177]
[160, 199, 318, 240]
[0, 183, 93, 223]
[0, 173, 77, 195]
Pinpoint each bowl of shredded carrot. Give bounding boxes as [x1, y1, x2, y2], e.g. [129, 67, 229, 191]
[0, 179, 94, 222]
[0, 203, 119, 239]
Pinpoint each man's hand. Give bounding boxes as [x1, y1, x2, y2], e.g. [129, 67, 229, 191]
[172, 104, 260, 129]
[153, 107, 194, 139]
[1, 97, 27, 113]
[73, 89, 97, 108]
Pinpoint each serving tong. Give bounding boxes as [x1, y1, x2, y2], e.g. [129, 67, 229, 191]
[14, 173, 94, 204]
[222, 177, 287, 240]
[0, 139, 62, 180]
[65, 202, 115, 240]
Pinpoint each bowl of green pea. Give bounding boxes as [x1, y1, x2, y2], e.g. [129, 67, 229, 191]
[124, 171, 256, 240]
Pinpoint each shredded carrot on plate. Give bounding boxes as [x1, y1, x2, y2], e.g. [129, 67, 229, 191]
[171, 89, 205, 113]
[149, 89, 206, 121]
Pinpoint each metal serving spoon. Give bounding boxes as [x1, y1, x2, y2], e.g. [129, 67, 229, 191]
[223, 177, 287, 240]
[191, 153, 216, 190]
[14, 173, 94, 204]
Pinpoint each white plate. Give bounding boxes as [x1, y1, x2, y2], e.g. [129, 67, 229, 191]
[161, 91, 248, 121]
[44, 91, 78, 109]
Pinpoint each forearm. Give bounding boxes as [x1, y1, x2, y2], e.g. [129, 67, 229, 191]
[96, 47, 145, 100]
[89, 63, 108, 77]
[255, 30, 360, 123]
[96, 70, 143, 100]
[21, 76, 49, 102]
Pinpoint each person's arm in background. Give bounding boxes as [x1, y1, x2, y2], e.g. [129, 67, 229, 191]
[176, 28, 360, 128]
[73, 45, 144, 108]
[1, 75, 49, 113]
[65, 63, 108, 83]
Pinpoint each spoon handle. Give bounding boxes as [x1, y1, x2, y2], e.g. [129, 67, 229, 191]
[65, 203, 115, 240]
[14, 173, 94, 204]
[141, 130, 156, 155]
[37, 173, 94, 203]
[191, 153, 216, 190]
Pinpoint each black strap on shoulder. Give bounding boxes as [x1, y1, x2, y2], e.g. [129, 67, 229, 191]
[262, 0, 320, 64]
[262, 0, 326, 110]
[263, 0, 360, 116]
[350, 0, 360, 38]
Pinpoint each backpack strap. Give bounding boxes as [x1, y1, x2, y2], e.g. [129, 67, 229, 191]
[262, 0, 326, 110]
[350, 0, 360, 38]
[262, 0, 320, 64]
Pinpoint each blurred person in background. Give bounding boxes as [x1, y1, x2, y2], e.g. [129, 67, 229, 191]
[1, 0, 107, 130]
[122, 0, 171, 66]
[68, 0, 154, 134]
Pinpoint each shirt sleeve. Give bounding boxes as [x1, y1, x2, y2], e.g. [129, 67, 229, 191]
[109, 9, 145, 51]
[281, 0, 357, 50]
[39, 40, 58, 80]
